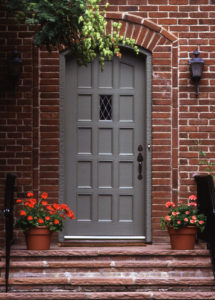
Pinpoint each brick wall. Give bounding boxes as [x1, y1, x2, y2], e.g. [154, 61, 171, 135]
[1, 0, 215, 244]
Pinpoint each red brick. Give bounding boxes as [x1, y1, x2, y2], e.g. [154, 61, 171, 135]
[143, 19, 161, 33]
[161, 28, 178, 41]
[170, 0, 188, 3]
[124, 14, 142, 25]
[139, 6, 158, 11]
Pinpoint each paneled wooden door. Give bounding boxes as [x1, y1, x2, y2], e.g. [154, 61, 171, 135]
[60, 51, 149, 240]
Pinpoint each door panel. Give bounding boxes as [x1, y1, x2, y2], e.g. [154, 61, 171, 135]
[62, 52, 147, 238]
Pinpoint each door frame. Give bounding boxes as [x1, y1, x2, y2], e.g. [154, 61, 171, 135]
[59, 47, 152, 243]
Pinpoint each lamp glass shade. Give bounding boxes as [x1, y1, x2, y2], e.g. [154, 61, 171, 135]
[8, 51, 22, 79]
[190, 62, 204, 80]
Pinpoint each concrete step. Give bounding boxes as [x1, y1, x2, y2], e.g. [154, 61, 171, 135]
[1, 291, 215, 299]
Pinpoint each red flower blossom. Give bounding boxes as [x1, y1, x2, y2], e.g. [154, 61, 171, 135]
[46, 205, 55, 212]
[27, 216, 33, 221]
[20, 210, 26, 216]
[42, 201, 48, 206]
[60, 204, 69, 211]
[188, 202, 197, 207]
[45, 216, 50, 221]
[67, 211, 75, 219]
[189, 195, 197, 201]
[165, 216, 171, 221]
[27, 192, 34, 198]
[41, 192, 48, 199]
[25, 201, 35, 208]
[16, 199, 22, 203]
[172, 211, 179, 216]
[165, 201, 175, 208]
[54, 219, 60, 224]
[53, 203, 60, 210]
[38, 218, 44, 224]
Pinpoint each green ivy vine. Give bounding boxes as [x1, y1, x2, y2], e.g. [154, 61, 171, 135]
[5, 0, 139, 70]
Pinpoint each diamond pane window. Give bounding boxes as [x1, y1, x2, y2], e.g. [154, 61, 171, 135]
[100, 95, 112, 120]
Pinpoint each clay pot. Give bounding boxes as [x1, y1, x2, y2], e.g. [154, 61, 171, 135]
[168, 226, 197, 250]
[25, 226, 52, 250]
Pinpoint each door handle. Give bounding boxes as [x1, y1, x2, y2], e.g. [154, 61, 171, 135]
[137, 145, 143, 180]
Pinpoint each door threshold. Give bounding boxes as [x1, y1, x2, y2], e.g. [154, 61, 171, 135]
[58, 236, 147, 247]
[58, 241, 147, 247]
[64, 236, 146, 239]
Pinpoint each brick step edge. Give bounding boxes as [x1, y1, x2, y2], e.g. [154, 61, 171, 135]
[0, 291, 215, 299]
[0, 277, 214, 286]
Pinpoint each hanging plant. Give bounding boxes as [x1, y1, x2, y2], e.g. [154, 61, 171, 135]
[5, 0, 139, 70]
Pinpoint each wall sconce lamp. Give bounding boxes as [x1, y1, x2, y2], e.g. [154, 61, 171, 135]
[8, 50, 23, 93]
[189, 50, 204, 97]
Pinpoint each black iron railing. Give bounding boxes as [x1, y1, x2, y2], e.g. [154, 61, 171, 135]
[2, 173, 16, 292]
[195, 174, 215, 279]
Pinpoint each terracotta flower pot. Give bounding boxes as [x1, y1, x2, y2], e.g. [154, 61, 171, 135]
[168, 226, 197, 250]
[25, 226, 52, 250]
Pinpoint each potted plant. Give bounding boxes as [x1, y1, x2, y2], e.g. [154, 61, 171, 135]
[16, 192, 75, 250]
[160, 195, 206, 250]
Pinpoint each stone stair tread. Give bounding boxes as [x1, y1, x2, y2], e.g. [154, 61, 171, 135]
[0, 291, 215, 299]
[0, 246, 210, 257]
[0, 259, 211, 268]
[0, 245, 213, 294]
[0, 277, 214, 285]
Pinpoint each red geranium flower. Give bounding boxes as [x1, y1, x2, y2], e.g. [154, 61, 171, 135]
[20, 210, 26, 216]
[41, 192, 48, 199]
[27, 192, 34, 198]
[16, 191, 75, 232]
[165, 201, 175, 208]
[189, 195, 197, 201]
[53, 203, 60, 210]
[67, 210, 75, 219]
[46, 205, 55, 212]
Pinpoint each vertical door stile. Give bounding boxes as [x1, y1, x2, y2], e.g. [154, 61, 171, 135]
[92, 59, 97, 222]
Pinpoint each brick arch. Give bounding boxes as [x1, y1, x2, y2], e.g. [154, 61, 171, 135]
[105, 12, 178, 51]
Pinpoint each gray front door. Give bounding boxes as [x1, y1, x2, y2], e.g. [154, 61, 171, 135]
[60, 50, 151, 241]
